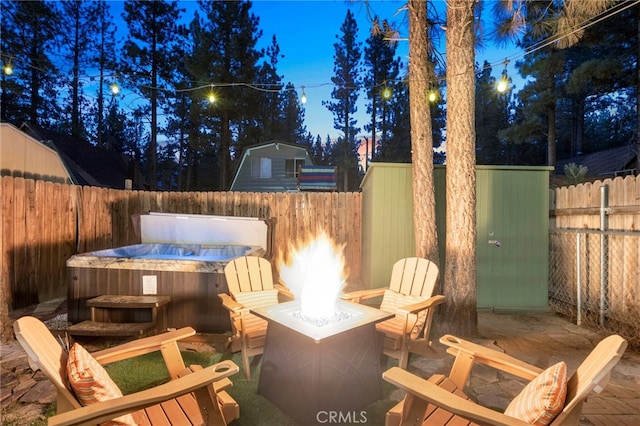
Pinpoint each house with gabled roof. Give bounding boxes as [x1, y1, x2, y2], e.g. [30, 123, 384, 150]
[230, 140, 324, 192]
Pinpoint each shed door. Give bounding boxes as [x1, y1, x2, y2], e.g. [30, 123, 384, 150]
[475, 168, 549, 310]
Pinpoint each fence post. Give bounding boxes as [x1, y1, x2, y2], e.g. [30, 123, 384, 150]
[576, 232, 582, 326]
[599, 185, 609, 327]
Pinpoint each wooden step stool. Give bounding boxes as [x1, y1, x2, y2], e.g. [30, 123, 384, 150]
[67, 295, 171, 338]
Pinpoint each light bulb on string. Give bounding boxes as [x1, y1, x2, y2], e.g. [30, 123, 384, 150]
[300, 86, 307, 104]
[207, 85, 216, 104]
[3, 58, 14, 75]
[110, 82, 120, 95]
[381, 86, 392, 100]
[496, 59, 510, 93]
[428, 84, 438, 103]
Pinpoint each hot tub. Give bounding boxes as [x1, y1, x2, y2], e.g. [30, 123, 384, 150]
[87, 243, 259, 263]
[67, 213, 274, 333]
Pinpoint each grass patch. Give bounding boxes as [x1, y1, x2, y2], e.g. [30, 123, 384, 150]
[104, 350, 398, 425]
[104, 350, 220, 394]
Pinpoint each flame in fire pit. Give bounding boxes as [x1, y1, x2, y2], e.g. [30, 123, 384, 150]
[278, 231, 348, 321]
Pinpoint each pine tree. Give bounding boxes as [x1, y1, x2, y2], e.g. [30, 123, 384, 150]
[406, 0, 440, 270]
[160, 22, 191, 190]
[475, 61, 510, 164]
[363, 17, 402, 168]
[59, 0, 104, 140]
[280, 82, 308, 144]
[196, 0, 263, 190]
[93, 2, 119, 149]
[181, 11, 216, 191]
[493, 0, 625, 167]
[0, 0, 60, 126]
[121, 0, 184, 189]
[442, 0, 478, 336]
[323, 9, 362, 191]
[251, 35, 285, 143]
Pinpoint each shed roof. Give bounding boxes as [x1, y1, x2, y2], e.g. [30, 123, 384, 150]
[555, 145, 637, 178]
[0, 123, 72, 183]
[20, 123, 147, 189]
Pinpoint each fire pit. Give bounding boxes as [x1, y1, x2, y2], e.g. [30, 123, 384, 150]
[252, 300, 392, 424]
[257, 230, 391, 423]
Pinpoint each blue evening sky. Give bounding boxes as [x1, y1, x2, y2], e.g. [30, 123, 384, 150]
[248, 0, 523, 140]
[109, 1, 524, 141]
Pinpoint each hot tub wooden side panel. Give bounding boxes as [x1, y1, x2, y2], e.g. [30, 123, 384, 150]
[68, 266, 231, 333]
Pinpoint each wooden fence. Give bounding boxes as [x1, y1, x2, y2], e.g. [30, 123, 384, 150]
[1, 176, 362, 311]
[550, 174, 640, 230]
[4, 174, 639, 329]
[549, 174, 640, 347]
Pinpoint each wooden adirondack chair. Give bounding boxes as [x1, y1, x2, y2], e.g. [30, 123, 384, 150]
[342, 257, 444, 369]
[13, 315, 240, 426]
[219, 256, 294, 380]
[383, 333, 628, 426]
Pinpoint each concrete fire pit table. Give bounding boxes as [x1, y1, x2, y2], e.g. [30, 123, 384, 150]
[252, 300, 393, 424]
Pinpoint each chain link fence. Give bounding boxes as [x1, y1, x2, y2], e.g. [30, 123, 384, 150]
[549, 229, 640, 349]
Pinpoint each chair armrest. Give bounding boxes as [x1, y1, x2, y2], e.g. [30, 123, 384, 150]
[396, 294, 445, 315]
[91, 327, 196, 364]
[440, 334, 543, 381]
[48, 360, 240, 426]
[341, 287, 387, 303]
[218, 293, 246, 313]
[383, 367, 531, 426]
[275, 282, 295, 301]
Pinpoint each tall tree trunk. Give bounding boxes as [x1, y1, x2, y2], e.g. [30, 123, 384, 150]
[149, 34, 158, 190]
[221, 112, 232, 190]
[71, 5, 80, 138]
[547, 104, 557, 167]
[636, 5, 640, 171]
[442, 0, 477, 336]
[575, 97, 584, 155]
[408, 0, 439, 267]
[344, 103, 350, 191]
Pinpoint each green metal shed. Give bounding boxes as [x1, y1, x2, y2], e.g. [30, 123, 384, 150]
[360, 162, 553, 310]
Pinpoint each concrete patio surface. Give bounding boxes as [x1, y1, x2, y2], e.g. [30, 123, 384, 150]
[404, 310, 640, 426]
[2, 298, 639, 425]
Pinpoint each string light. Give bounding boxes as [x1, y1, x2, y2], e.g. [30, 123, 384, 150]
[496, 60, 510, 93]
[3, 60, 13, 75]
[428, 84, 438, 102]
[207, 85, 216, 104]
[381, 86, 392, 100]
[0, 0, 634, 108]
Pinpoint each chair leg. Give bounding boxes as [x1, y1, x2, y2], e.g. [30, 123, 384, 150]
[242, 349, 251, 381]
[398, 337, 411, 369]
[398, 350, 409, 370]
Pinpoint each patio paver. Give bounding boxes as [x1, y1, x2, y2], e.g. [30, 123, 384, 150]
[404, 311, 640, 426]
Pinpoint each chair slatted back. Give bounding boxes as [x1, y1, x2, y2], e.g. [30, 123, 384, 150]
[551, 334, 627, 425]
[13, 316, 82, 412]
[389, 257, 439, 297]
[224, 256, 275, 294]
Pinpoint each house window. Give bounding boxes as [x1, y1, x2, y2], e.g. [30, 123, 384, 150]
[285, 158, 305, 178]
[251, 157, 272, 179]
